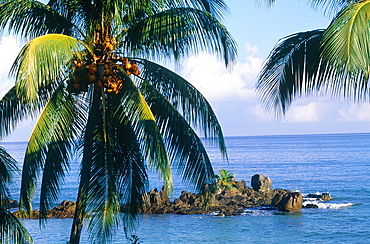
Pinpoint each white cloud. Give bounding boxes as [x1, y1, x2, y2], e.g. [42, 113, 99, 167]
[338, 104, 370, 122]
[282, 102, 320, 123]
[177, 42, 263, 101]
[0, 35, 22, 97]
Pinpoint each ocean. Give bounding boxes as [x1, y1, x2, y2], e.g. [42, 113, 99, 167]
[1, 133, 369, 243]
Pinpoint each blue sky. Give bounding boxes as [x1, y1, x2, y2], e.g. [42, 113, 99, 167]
[1, 0, 370, 142]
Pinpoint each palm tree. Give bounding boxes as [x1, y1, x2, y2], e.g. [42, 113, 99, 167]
[0, 146, 33, 243]
[0, 0, 237, 243]
[256, 0, 370, 115]
[214, 169, 235, 190]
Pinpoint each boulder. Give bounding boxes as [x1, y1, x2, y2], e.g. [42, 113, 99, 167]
[272, 192, 303, 212]
[251, 174, 272, 192]
[306, 193, 331, 201]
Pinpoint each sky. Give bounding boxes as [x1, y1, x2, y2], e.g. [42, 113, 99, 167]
[1, 0, 370, 142]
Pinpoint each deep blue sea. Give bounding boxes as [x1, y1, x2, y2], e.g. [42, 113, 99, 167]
[1, 133, 369, 243]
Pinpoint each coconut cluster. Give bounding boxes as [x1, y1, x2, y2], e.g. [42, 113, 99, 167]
[68, 56, 139, 94]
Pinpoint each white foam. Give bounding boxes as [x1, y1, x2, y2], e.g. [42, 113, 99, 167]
[303, 200, 356, 209]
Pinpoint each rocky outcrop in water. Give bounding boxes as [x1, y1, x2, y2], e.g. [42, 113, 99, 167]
[139, 177, 297, 215]
[11, 175, 327, 218]
[13, 200, 76, 219]
[272, 192, 303, 212]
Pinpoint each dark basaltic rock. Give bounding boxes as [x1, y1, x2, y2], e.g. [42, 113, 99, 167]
[306, 193, 331, 201]
[304, 203, 319, 208]
[272, 192, 303, 212]
[13, 200, 76, 219]
[140, 178, 296, 215]
[251, 174, 272, 192]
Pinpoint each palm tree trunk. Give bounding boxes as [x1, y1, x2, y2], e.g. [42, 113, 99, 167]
[69, 188, 86, 243]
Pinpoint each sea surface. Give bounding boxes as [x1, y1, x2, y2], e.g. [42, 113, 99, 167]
[1, 133, 369, 243]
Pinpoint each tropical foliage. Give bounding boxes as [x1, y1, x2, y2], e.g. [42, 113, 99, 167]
[214, 169, 235, 190]
[0, 0, 237, 243]
[0, 146, 33, 243]
[256, 0, 370, 115]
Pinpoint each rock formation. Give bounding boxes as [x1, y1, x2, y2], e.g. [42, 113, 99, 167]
[251, 174, 272, 192]
[271, 191, 303, 212]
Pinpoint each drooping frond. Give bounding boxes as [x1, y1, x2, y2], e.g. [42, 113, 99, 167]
[122, 7, 237, 66]
[322, 0, 370, 77]
[257, 30, 342, 115]
[10, 33, 87, 104]
[0, 206, 33, 244]
[0, 146, 17, 200]
[84, 91, 148, 241]
[140, 82, 215, 190]
[133, 58, 227, 159]
[112, 73, 172, 194]
[112, 117, 147, 233]
[170, 0, 229, 19]
[0, 147, 32, 243]
[83, 95, 121, 243]
[0, 0, 74, 38]
[0, 87, 32, 139]
[20, 85, 87, 218]
[307, 0, 355, 17]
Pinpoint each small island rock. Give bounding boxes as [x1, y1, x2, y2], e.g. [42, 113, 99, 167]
[251, 174, 272, 192]
[272, 192, 303, 212]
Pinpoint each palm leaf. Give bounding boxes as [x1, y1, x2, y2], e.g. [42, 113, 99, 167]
[84, 90, 121, 243]
[0, 146, 32, 243]
[133, 58, 227, 159]
[122, 7, 236, 66]
[0, 146, 18, 201]
[257, 29, 345, 115]
[322, 0, 370, 74]
[10, 33, 87, 104]
[0, 206, 33, 244]
[140, 82, 215, 190]
[113, 71, 172, 191]
[0, 87, 32, 139]
[169, 0, 229, 19]
[112, 119, 147, 233]
[0, 0, 74, 38]
[85, 93, 148, 241]
[19, 85, 87, 218]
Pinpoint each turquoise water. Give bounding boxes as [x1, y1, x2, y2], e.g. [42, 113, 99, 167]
[1, 133, 370, 243]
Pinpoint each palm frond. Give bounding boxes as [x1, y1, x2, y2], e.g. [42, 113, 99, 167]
[0, 87, 32, 139]
[257, 29, 343, 115]
[308, 0, 355, 17]
[0, 147, 31, 243]
[140, 82, 215, 190]
[322, 0, 370, 77]
[0, 146, 18, 201]
[0, 206, 33, 244]
[112, 119, 147, 233]
[122, 7, 237, 66]
[133, 58, 227, 158]
[170, 0, 229, 19]
[10, 33, 87, 104]
[84, 92, 121, 243]
[84, 92, 149, 241]
[113, 71, 172, 191]
[0, 0, 74, 38]
[20, 85, 87, 218]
